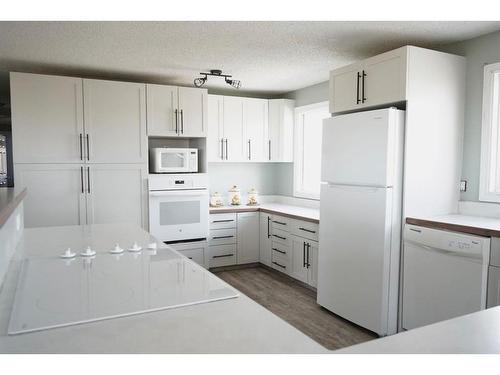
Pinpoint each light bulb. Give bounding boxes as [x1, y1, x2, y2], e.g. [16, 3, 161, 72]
[194, 77, 206, 87]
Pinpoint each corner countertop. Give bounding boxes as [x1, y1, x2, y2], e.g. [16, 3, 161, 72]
[210, 203, 320, 223]
[0, 188, 27, 229]
[336, 305, 500, 353]
[0, 223, 326, 353]
[406, 214, 500, 237]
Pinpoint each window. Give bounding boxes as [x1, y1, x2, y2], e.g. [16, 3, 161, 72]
[480, 62, 500, 202]
[293, 101, 330, 200]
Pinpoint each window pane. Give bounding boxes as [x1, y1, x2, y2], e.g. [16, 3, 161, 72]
[492, 72, 500, 192]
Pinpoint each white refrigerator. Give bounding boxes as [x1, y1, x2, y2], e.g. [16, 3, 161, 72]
[317, 108, 405, 336]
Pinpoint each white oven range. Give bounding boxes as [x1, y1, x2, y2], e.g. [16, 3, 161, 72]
[148, 174, 209, 242]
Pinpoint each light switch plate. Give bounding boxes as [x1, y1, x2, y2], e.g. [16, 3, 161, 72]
[460, 180, 467, 192]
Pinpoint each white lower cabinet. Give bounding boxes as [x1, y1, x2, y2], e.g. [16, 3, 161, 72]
[237, 212, 260, 264]
[168, 240, 209, 268]
[259, 213, 272, 267]
[290, 235, 318, 287]
[487, 266, 500, 308]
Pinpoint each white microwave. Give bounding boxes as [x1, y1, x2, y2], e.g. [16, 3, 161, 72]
[150, 148, 198, 173]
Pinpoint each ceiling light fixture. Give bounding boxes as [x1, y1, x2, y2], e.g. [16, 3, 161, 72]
[193, 69, 241, 89]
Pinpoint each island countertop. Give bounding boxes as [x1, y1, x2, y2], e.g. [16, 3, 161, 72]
[0, 223, 326, 354]
[0, 188, 26, 229]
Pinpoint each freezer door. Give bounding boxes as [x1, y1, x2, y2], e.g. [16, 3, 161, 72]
[321, 108, 403, 187]
[317, 183, 395, 335]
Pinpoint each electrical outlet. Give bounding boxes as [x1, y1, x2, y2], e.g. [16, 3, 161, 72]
[460, 180, 467, 192]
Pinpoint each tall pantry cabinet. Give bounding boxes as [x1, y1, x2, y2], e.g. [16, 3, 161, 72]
[11, 72, 148, 228]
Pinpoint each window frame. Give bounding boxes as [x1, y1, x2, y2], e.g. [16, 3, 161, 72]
[479, 62, 500, 203]
[293, 101, 329, 200]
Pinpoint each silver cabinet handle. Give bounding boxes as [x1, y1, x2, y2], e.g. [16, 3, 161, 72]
[225, 139, 228, 160]
[86, 134, 90, 161]
[303, 242, 306, 267]
[80, 166, 84, 194]
[87, 166, 91, 194]
[306, 243, 311, 268]
[180, 109, 184, 134]
[212, 219, 234, 223]
[268, 140, 271, 161]
[299, 227, 316, 234]
[79, 134, 83, 160]
[272, 220, 286, 226]
[220, 139, 224, 160]
[212, 235, 234, 240]
[213, 254, 234, 259]
[248, 139, 251, 160]
[362, 70, 367, 103]
[273, 234, 286, 240]
[174, 109, 179, 134]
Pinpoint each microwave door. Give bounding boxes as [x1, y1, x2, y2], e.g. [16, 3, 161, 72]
[161, 152, 187, 172]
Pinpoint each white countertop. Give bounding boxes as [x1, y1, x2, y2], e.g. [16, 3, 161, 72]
[210, 203, 320, 222]
[0, 223, 326, 353]
[337, 306, 500, 353]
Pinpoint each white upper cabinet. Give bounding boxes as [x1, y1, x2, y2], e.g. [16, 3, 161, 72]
[207, 95, 224, 162]
[268, 99, 294, 162]
[146, 84, 179, 137]
[222, 96, 244, 162]
[10, 72, 84, 164]
[329, 47, 407, 113]
[146, 84, 207, 138]
[83, 79, 147, 164]
[242, 98, 268, 162]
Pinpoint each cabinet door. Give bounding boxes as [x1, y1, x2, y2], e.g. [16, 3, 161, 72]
[237, 212, 260, 264]
[10, 73, 84, 163]
[85, 164, 147, 228]
[83, 79, 147, 164]
[329, 64, 362, 113]
[178, 87, 207, 137]
[363, 52, 406, 108]
[146, 84, 179, 137]
[14, 164, 86, 228]
[222, 96, 244, 162]
[242, 98, 268, 162]
[487, 266, 500, 309]
[259, 213, 272, 266]
[307, 240, 319, 288]
[207, 95, 224, 162]
[290, 235, 308, 283]
[268, 99, 294, 162]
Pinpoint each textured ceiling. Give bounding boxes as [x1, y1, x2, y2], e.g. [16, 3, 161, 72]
[0, 21, 499, 95]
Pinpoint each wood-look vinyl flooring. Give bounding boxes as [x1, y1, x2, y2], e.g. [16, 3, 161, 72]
[213, 265, 377, 350]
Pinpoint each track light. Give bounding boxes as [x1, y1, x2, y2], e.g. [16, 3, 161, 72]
[193, 69, 241, 89]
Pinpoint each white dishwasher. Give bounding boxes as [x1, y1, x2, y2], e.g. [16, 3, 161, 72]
[402, 224, 490, 331]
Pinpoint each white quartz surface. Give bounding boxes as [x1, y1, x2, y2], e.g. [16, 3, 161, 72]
[337, 306, 500, 353]
[0, 224, 326, 353]
[411, 214, 500, 232]
[210, 203, 320, 222]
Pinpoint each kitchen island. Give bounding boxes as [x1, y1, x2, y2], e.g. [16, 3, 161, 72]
[0, 223, 327, 353]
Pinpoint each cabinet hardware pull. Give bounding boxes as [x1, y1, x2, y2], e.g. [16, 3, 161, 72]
[188, 257, 193, 260]
[180, 109, 184, 134]
[303, 242, 306, 268]
[87, 166, 91, 194]
[86, 134, 90, 161]
[213, 254, 234, 259]
[220, 139, 224, 159]
[80, 166, 84, 194]
[268, 140, 271, 161]
[362, 70, 367, 103]
[174, 109, 179, 134]
[273, 234, 286, 240]
[306, 243, 311, 268]
[79, 134, 83, 160]
[299, 227, 316, 234]
[248, 139, 251, 160]
[212, 219, 234, 223]
[409, 228, 422, 233]
[272, 220, 286, 225]
[356, 72, 361, 104]
[225, 139, 228, 160]
[213, 235, 234, 240]
[272, 261, 286, 269]
[272, 248, 286, 255]
[267, 216, 271, 238]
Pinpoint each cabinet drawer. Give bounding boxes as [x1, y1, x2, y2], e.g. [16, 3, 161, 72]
[271, 216, 290, 231]
[209, 244, 237, 268]
[271, 241, 291, 261]
[271, 228, 291, 246]
[271, 251, 290, 274]
[291, 219, 319, 242]
[209, 228, 237, 246]
[209, 213, 237, 229]
[177, 248, 205, 266]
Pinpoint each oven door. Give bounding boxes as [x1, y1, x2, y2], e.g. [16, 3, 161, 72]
[158, 150, 190, 173]
[149, 189, 209, 242]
